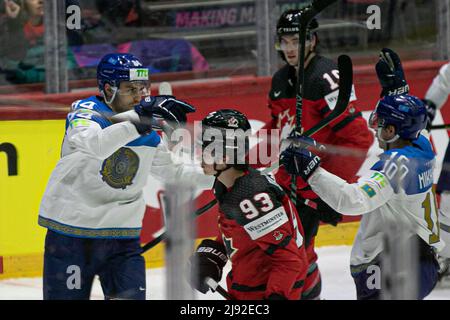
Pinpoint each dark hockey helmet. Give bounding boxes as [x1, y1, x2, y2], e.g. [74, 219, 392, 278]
[200, 109, 251, 170]
[369, 94, 427, 142]
[276, 9, 319, 38]
[275, 9, 319, 60]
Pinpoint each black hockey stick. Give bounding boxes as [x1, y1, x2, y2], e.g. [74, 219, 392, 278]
[290, 0, 337, 206]
[431, 124, 450, 130]
[205, 277, 234, 300]
[140, 199, 217, 253]
[140, 55, 353, 254]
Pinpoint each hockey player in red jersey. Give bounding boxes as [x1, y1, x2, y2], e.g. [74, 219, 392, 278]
[188, 109, 308, 300]
[255, 9, 374, 299]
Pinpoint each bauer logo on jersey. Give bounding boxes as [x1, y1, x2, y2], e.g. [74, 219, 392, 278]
[129, 68, 149, 81]
[243, 206, 289, 240]
[325, 85, 357, 110]
[100, 147, 139, 189]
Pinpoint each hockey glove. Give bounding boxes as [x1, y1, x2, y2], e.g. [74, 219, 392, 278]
[132, 96, 156, 134]
[280, 145, 321, 181]
[422, 98, 437, 131]
[287, 131, 325, 150]
[375, 48, 409, 97]
[301, 197, 342, 227]
[188, 239, 228, 294]
[149, 95, 195, 130]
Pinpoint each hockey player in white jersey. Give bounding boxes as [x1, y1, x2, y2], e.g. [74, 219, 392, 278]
[422, 62, 450, 280]
[281, 93, 443, 299]
[38, 53, 214, 300]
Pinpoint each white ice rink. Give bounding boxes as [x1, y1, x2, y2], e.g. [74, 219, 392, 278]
[0, 246, 448, 300]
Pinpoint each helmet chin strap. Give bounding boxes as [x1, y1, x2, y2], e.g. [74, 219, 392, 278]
[213, 163, 234, 178]
[304, 47, 314, 64]
[103, 86, 118, 105]
[377, 127, 400, 150]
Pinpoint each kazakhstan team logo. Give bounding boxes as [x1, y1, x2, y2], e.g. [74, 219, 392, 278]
[100, 148, 139, 189]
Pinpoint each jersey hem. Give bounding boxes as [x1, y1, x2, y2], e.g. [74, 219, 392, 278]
[38, 216, 141, 239]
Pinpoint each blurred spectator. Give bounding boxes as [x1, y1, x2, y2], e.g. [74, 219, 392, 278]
[78, 0, 140, 44]
[0, 0, 79, 84]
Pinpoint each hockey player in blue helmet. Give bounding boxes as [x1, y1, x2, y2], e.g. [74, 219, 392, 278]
[281, 93, 442, 300]
[97, 53, 151, 111]
[279, 48, 443, 299]
[369, 94, 427, 149]
[39, 53, 214, 300]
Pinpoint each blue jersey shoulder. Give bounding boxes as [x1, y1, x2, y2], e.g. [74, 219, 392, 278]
[66, 96, 161, 148]
[66, 96, 113, 130]
[370, 135, 435, 195]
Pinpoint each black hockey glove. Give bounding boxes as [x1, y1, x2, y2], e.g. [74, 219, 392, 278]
[148, 95, 195, 129]
[375, 48, 409, 97]
[134, 95, 196, 131]
[287, 131, 325, 150]
[132, 96, 156, 134]
[305, 197, 342, 226]
[188, 239, 228, 294]
[422, 98, 437, 131]
[280, 144, 321, 181]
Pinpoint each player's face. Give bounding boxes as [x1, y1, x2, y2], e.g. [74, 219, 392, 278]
[109, 81, 149, 113]
[200, 146, 227, 175]
[201, 161, 228, 176]
[278, 34, 312, 67]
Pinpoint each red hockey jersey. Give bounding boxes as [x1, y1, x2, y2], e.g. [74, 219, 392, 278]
[261, 55, 374, 191]
[214, 168, 308, 300]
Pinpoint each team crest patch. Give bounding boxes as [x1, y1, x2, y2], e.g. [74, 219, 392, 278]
[100, 147, 139, 189]
[273, 230, 283, 241]
[227, 116, 239, 128]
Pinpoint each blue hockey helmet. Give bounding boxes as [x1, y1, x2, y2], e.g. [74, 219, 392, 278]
[369, 94, 427, 141]
[97, 53, 150, 102]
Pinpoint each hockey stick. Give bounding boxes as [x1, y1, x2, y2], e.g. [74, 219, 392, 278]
[140, 54, 353, 254]
[140, 199, 217, 253]
[205, 277, 233, 300]
[431, 124, 450, 130]
[290, 0, 337, 206]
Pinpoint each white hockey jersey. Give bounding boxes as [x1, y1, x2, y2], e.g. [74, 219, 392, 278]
[39, 96, 214, 239]
[308, 134, 445, 271]
[426, 62, 450, 109]
[426, 61, 450, 258]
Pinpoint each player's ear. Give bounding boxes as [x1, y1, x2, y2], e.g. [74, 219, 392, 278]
[104, 83, 113, 96]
